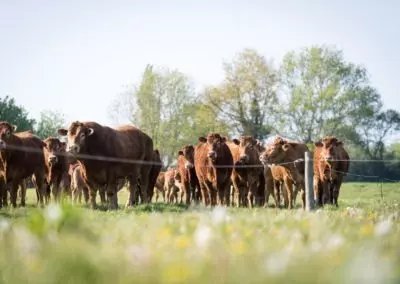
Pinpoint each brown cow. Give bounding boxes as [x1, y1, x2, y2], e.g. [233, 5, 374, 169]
[0, 123, 47, 208]
[225, 140, 246, 207]
[177, 144, 201, 205]
[57, 121, 154, 210]
[194, 133, 233, 207]
[154, 171, 166, 202]
[314, 136, 350, 207]
[143, 149, 162, 203]
[260, 137, 309, 209]
[70, 164, 89, 204]
[43, 137, 70, 202]
[164, 168, 180, 203]
[231, 136, 264, 209]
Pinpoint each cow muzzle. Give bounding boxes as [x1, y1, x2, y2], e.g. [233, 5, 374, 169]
[259, 154, 268, 165]
[0, 140, 6, 150]
[48, 155, 58, 165]
[184, 162, 194, 169]
[239, 155, 249, 164]
[207, 151, 217, 159]
[67, 144, 80, 155]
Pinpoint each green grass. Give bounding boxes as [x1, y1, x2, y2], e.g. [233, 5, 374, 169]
[0, 182, 400, 284]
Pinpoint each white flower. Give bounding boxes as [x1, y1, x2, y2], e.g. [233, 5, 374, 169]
[374, 220, 392, 237]
[326, 234, 344, 251]
[126, 245, 150, 266]
[45, 204, 62, 222]
[265, 252, 289, 276]
[194, 225, 212, 248]
[211, 206, 227, 225]
[0, 219, 9, 232]
[310, 241, 323, 253]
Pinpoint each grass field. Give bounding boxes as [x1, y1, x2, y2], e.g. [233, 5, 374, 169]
[0, 182, 399, 284]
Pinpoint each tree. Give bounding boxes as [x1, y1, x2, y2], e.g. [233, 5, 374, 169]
[204, 48, 279, 139]
[279, 45, 378, 143]
[108, 65, 197, 166]
[0, 95, 36, 131]
[35, 110, 66, 139]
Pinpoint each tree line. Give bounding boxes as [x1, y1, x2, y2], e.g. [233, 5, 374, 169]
[1, 45, 399, 181]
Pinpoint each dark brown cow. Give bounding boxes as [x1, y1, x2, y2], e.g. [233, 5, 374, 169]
[225, 140, 246, 207]
[314, 136, 350, 207]
[260, 137, 309, 209]
[231, 136, 264, 209]
[70, 164, 89, 204]
[43, 137, 70, 202]
[177, 144, 200, 205]
[194, 133, 233, 207]
[143, 149, 162, 203]
[0, 122, 47, 208]
[57, 121, 154, 210]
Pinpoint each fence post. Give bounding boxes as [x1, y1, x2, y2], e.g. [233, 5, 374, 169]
[305, 151, 315, 211]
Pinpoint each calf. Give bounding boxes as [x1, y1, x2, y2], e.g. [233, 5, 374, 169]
[177, 144, 200, 205]
[194, 133, 233, 207]
[0, 123, 47, 208]
[231, 136, 264, 209]
[314, 136, 350, 207]
[58, 121, 154, 210]
[70, 164, 89, 204]
[154, 171, 166, 202]
[43, 137, 70, 202]
[164, 168, 181, 203]
[260, 137, 308, 209]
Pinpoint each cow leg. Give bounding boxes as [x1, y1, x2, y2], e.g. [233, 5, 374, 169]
[0, 180, 6, 208]
[198, 182, 208, 206]
[322, 180, 330, 206]
[283, 178, 294, 209]
[231, 176, 241, 208]
[332, 176, 343, 207]
[247, 179, 258, 209]
[99, 188, 106, 205]
[138, 165, 151, 205]
[314, 176, 322, 207]
[20, 181, 26, 207]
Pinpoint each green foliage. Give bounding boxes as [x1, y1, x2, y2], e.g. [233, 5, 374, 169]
[0, 95, 36, 131]
[35, 109, 66, 139]
[204, 48, 278, 139]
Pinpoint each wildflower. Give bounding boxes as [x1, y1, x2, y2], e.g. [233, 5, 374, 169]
[194, 225, 212, 248]
[175, 235, 191, 249]
[374, 220, 392, 237]
[44, 204, 62, 222]
[0, 219, 9, 232]
[326, 234, 344, 251]
[265, 252, 290, 276]
[211, 206, 227, 225]
[126, 244, 150, 266]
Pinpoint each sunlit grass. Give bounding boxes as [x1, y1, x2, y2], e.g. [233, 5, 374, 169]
[0, 182, 399, 283]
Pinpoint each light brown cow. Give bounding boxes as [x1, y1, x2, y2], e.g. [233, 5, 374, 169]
[194, 133, 233, 207]
[177, 144, 201, 205]
[225, 140, 246, 207]
[0, 123, 47, 208]
[43, 137, 71, 202]
[231, 136, 264, 209]
[57, 121, 154, 210]
[154, 171, 166, 202]
[314, 136, 350, 207]
[260, 137, 309, 209]
[70, 164, 89, 204]
[164, 168, 180, 203]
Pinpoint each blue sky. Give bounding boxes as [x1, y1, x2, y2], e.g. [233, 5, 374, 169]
[1, 0, 399, 141]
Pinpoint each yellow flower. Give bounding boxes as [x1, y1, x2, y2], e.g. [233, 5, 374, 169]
[359, 222, 374, 237]
[225, 225, 234, 234]
[232, 241, 247, 255]
[157, 227, 172, 241]
[175, 235, 190, 249]
[162, 263, 190, 283]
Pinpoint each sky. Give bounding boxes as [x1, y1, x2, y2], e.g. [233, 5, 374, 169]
[1, 0, 399, 141]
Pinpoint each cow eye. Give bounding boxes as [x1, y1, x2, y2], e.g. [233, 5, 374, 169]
[5, 130, 10, 136]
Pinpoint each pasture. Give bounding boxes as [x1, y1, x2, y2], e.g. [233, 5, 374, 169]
[0, 182, 399, 284]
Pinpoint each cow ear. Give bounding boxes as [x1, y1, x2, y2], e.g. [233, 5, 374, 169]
[178, 150, 184, 156]
[336, 141, 343, 147]
[58, 129, 68, 136]
[314, 141, 323, 147]
[42, 141, 47, 148]
[87, 128, 94, 136]
[11, 125, 17, 133]
[282, 143, 291, 151]
[198, 137, 206, 143]
[232, 138, 240, 145]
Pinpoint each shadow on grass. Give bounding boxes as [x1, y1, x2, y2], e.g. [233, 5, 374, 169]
[126, 203, 189, 214]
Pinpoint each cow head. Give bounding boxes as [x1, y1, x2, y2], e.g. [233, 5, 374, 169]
[57, 121, 94, 155]
[232, 136, 258, 164]
[198, 133, 226, 163]
[315, 136, 343, 164]
[259, 137, 291, 165]
[178, 144, 195, 169]
[43, 137, 66, 166]
[174, 170, 182, 183]
[0, 121, 18, 150]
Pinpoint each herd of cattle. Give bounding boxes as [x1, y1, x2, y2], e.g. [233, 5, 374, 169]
[0, 120, 350, 210]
